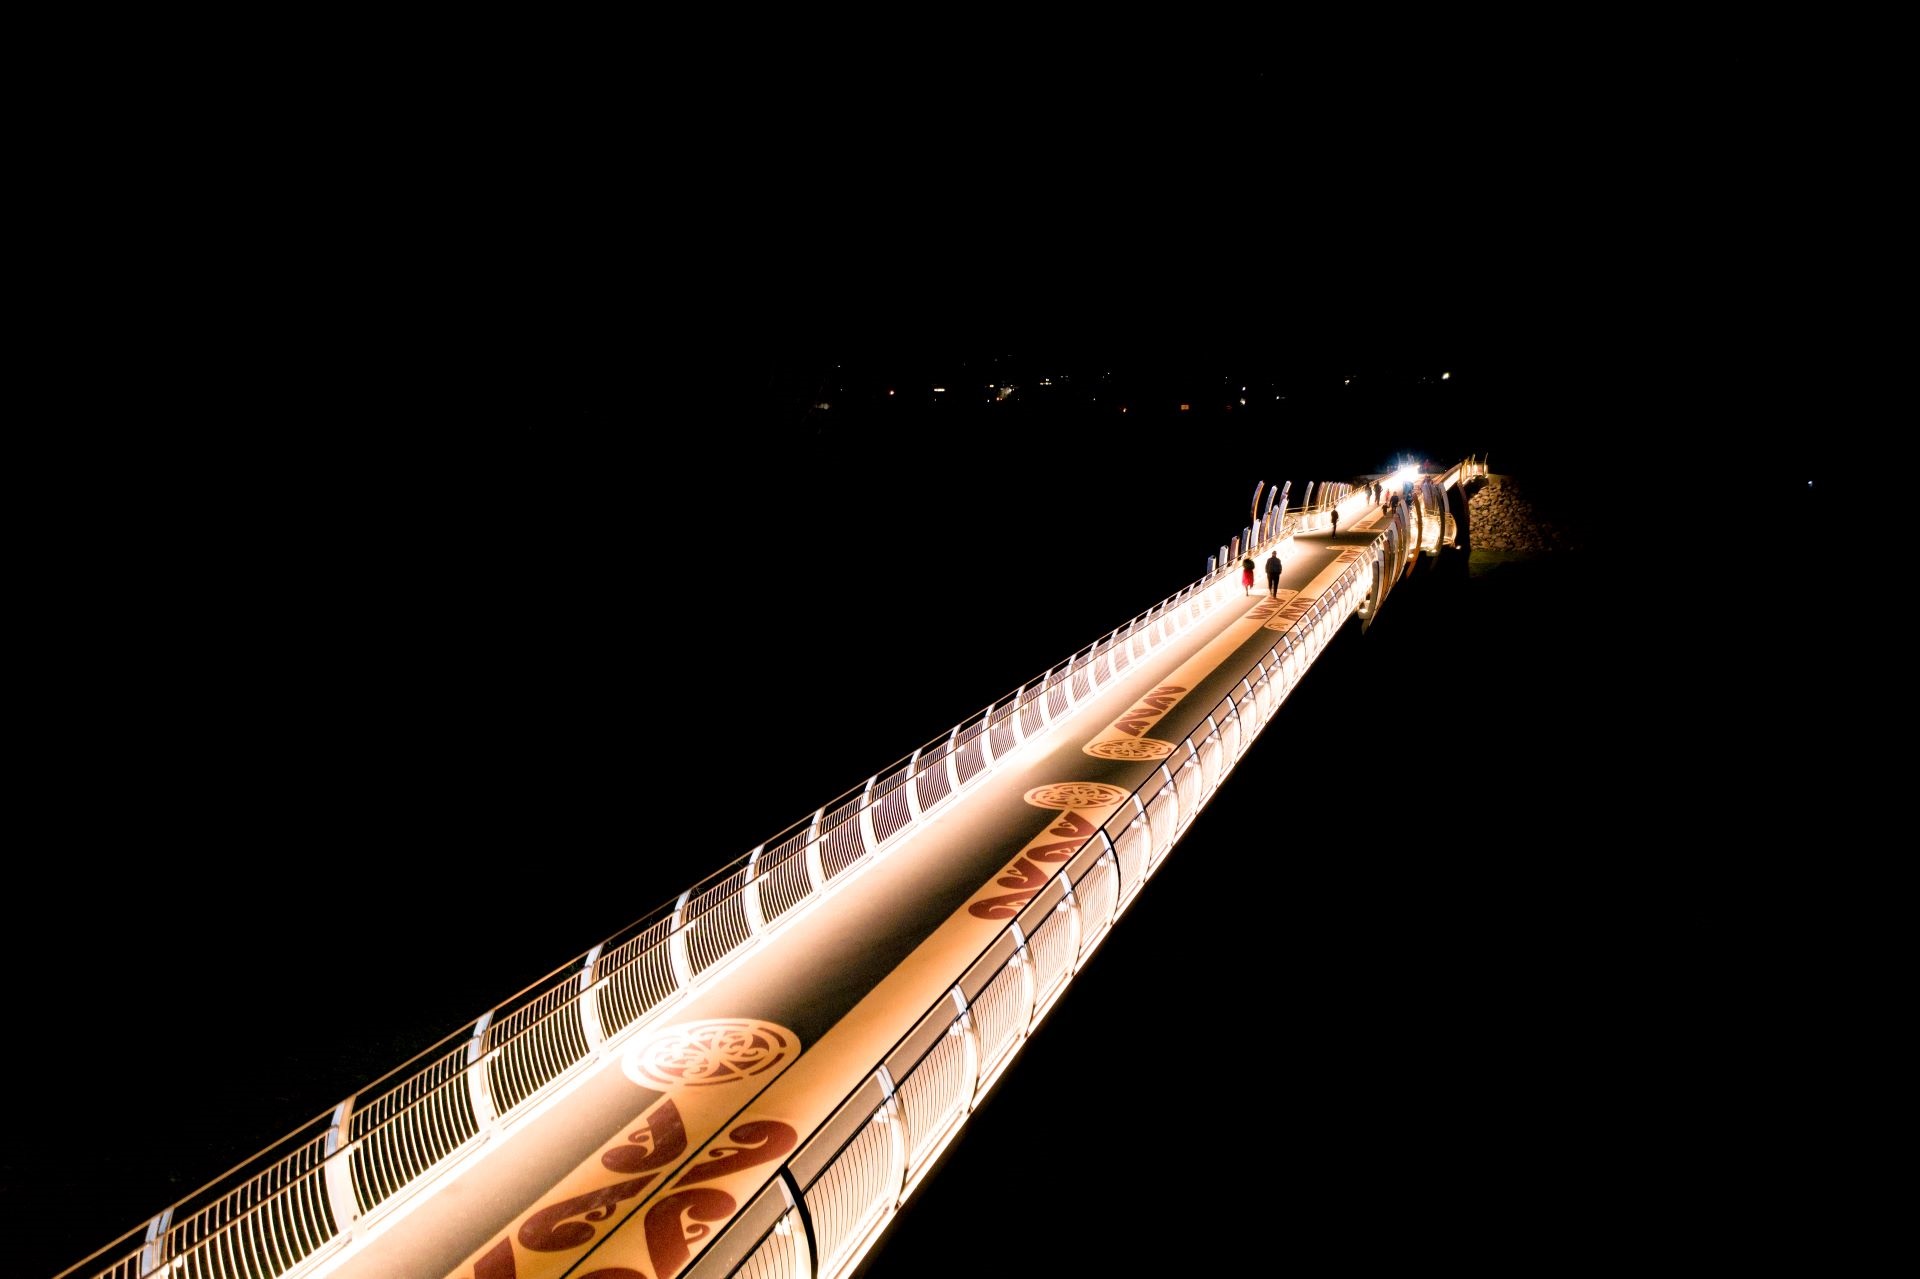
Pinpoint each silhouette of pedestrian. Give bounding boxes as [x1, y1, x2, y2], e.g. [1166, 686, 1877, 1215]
[1329, 507, 1339, 538]
[1264, 550, 1282, 597]
[1240, 555, 1255, 595]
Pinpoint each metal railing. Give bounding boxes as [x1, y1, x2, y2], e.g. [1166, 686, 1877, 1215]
[1213, 456, 1490, 573]
[63, 456, 1486, 1279]
[695, 533, 1383, 1279]
[58, 516, 1262, 1279]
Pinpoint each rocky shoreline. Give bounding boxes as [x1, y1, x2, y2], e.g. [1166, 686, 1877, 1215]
[1465, 473, 1591, 553]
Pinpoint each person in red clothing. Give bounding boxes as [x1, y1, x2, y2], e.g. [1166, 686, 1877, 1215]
[1240, 554, 1255, 595]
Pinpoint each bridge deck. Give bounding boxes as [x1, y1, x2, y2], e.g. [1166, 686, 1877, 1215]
[317, 510, 1394, 1279]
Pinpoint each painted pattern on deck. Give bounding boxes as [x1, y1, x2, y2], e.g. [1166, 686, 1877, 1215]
[442, 536, 1375, 1279]
[450, 1021, 803, 1279]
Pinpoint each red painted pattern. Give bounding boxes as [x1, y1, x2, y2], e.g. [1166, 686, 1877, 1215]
[643, 1188, 736, 1276]
[968, 810, 1100, 920]
[456, 1101, 798, 1279]
[1111, 684, 1186, 737]
[672, 1121, 797, 1187]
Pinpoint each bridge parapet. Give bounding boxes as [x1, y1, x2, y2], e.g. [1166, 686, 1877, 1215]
[59, 510, 1282, 1279]
[699, 540, 1382, 1279]
[62, 456, 1484, 1279]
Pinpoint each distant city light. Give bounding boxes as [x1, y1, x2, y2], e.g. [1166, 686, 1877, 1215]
[1442, 371, 1451, 380]
[1239, 397, 1247, 406]
[888, 388, 895, 396]
[932, 387, 945, 393]
[1180, 403, 1191, 412]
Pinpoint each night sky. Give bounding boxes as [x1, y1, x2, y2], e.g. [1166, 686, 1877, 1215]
[11, 341, 1845, 1278]
[7, 37, 1880, 1271]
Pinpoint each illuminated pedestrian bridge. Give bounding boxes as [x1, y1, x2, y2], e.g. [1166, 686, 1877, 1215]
[60, 459, 1484, 1279]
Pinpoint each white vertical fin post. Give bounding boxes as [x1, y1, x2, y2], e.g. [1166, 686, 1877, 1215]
[904, 749, 924, 823]
[952, 986, 981, 1112]
[1010, 921, 1036, 1036]
[743, 844, 766, 937]
[857, 775, 879, 855]
[668, 890, 695, 989]
[803, 809, 826, 893]
[945, 726, 964, 790]
[579, 945, 605, 1054]
[467, 1011, 497, 1133]
[139, 1207, 174, 1277]
[323, 1097, 359, 1239]
[1060, 885, 1082, 982]
[775, 1170, 815, 1279]
[873, 1064, 909, 1208]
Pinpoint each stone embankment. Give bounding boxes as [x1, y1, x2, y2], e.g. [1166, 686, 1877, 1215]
[1465, 474, 1590, 553]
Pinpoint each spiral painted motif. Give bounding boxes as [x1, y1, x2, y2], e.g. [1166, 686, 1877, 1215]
[1022, 781, 1131, 810]
[1083, 738, 1175, 760]
[623, 1019, 797, 1090]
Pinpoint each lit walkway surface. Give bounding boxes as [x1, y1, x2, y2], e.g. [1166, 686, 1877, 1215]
[69, 463, 1480, 1279]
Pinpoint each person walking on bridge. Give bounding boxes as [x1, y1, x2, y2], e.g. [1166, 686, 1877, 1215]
[1329, 507, 1339, 538]
[1264, 550, 1282, 598]
[1241, 554, 1255, 595]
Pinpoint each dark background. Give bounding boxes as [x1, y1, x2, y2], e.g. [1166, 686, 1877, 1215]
[8, 30, 1886, 1271]
[10, 328, 1850, 1279]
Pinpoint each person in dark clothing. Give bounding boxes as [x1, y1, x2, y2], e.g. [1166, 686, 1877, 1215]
[1264, 550, 1282, 598]
[1329, 507, 1339, 537]
[1240, 555, 1255, 595]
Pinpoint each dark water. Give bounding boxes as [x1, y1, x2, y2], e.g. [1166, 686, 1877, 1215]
[9, 430, 1838, 1279]
[854, 480, 1853, 1275]
[848, 545, 1637, 1277]
[10, 424, 1283, 1278]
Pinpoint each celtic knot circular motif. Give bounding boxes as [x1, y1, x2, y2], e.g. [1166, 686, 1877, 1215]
[1084, 738, 1175, 761]
[623, 1018, 798, 1090]
[1023, 782, 1132, 810]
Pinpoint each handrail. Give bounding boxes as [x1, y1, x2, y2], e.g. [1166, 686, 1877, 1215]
[693, 518, 1389, 1279]
[58, 456, 1486, 1279]
[55, 494, 1286, 1279]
